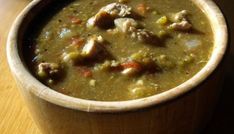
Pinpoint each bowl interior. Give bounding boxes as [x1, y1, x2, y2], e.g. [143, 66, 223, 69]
[7, 0, 228, 112]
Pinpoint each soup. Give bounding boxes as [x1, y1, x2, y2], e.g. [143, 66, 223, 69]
[24, 0, 213, 101]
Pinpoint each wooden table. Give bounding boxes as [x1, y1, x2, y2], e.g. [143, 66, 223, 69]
[0, 0, 233, 134]
[0, 1, 41, 133]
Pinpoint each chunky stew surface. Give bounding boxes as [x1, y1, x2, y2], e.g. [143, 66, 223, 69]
[24, 0, 213, 101]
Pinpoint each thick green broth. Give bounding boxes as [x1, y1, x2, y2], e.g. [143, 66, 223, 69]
[25, 0, 213, 101]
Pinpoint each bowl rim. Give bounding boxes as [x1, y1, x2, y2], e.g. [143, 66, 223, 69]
[7, 0, 228, 113]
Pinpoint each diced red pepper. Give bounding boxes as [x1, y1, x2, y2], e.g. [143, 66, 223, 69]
[121, 61, 142, 70]
[71, 36, 85, 47]
[82, 69, 93, 78]
[136, 3, 148, 16]
[77, 67, 93, 78]
[76, 67, 93, 78]
[69, 16, 82, 24]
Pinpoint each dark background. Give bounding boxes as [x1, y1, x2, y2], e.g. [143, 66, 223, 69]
[203, 0, 234, 133]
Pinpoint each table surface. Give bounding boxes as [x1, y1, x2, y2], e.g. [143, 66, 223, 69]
[0, 0, 233, 134]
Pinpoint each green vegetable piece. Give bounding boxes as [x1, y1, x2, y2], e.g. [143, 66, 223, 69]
[99, 60, 111, 71]
[157, 16, 168, 25]
[37, 70, 48, 79]
[130, 52, 143, 62]
[47, 79, 54, 85]
[177, 54, 195, 67]
[156, 55, 175, 69]
[152, 11, 158, 15]
[89, 79, 96, 87]
[63, 52, 84, 64]
[129, 87, 145, 99]
[158, 30, 168, 38]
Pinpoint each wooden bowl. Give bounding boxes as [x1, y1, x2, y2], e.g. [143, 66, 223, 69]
[6, 0, 228, 134]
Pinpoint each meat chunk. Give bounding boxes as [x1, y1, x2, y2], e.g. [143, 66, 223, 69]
[114, 18, 138, 33]
[118, 0, 129, 3]
[168, 10, 192, 31]
[168, 20, 192, 31]
[173, 10, 189, 22]
[64, 35, 112, 65]
[101, 3, 132, 18]
[87, 3, 132, 28]
[37, 63, 61, 79]
[133, 29, 159, 44]
[114, 18, 159, 44]
[81, 35, 105, 58]
[87, 11, 114, 29]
